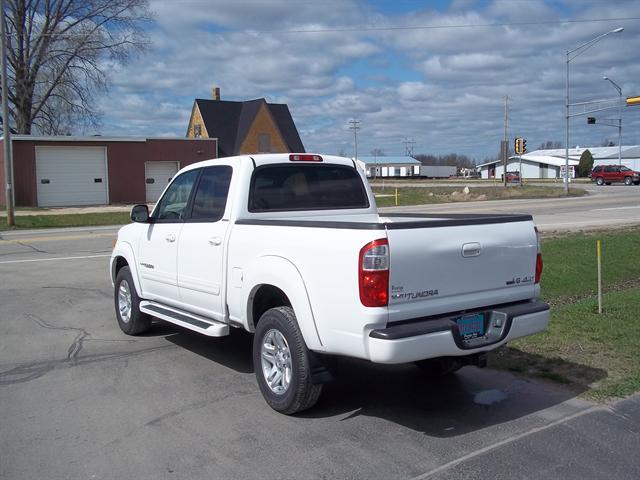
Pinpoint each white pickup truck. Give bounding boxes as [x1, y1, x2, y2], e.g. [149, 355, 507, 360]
[111, 153, 549, 414]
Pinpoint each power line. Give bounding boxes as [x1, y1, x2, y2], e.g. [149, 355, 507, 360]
[250, 17, 640, 35]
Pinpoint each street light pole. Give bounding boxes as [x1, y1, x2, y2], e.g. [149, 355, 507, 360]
[564, 27, 623, 194]
[603, 76, 622, 167]
[0, 0, 14, 226]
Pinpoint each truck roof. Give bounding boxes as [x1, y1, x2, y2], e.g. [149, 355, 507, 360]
[180, 153, 357, 172]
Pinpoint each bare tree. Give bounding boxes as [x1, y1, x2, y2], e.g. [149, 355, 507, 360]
[370, 148, 385, 157]
[537, 140, 563, 150]
[2, 0, 152, 134]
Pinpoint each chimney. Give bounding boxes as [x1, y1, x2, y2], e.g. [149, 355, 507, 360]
[211, 87, 220, 101]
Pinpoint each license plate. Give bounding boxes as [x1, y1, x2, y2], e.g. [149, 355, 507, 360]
[456, 313, 485, 341]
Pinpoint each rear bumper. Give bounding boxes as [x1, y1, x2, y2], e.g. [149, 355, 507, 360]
[367, 300, 549, 364]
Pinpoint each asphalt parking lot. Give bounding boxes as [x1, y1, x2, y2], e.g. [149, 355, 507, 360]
[1, 228, 639, 479]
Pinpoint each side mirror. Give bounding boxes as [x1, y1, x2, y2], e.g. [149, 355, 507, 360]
[130, 204, 149, 223]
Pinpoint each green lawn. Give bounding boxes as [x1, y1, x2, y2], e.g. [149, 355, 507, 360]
[374, 185, 586, 207]
[0, 212, 131, 230]
[492, 289, 640, 401]
[540, 229, 640, 303]
[491, 227, 640, 400]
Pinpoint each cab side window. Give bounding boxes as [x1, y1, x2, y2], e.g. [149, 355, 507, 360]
[188, 166, 233, 222]
[154, 169, 200, 222]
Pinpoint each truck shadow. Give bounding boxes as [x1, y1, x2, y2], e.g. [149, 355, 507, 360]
[303, 353, 606, 437]
[156, 323, 606, 438]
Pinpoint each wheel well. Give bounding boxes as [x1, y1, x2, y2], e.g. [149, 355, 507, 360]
[251, 285, 291, 329]
[113, 256, 129, 279]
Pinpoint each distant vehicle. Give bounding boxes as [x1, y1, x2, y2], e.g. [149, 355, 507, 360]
[459, 168, 480, 179]
[505, 171, 520, 183]
[590, 165, 640, 185]
[419, 165, 457, 178]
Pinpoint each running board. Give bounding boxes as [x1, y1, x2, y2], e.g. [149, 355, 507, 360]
[139, 301, 229, 337]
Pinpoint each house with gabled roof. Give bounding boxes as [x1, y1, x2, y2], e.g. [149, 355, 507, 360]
[186, 88, 305, 157]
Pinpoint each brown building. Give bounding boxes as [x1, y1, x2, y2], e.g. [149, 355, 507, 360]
[186, 88, 304, 157]
[0, 136, 217, 207]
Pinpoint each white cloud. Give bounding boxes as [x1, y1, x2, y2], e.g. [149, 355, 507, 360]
[92, 1, 640, 158]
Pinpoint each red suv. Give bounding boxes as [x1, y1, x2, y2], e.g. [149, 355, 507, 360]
[590, 165, 640, 185]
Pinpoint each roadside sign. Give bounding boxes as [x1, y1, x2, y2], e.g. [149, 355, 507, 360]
[560, 165, 574, 181]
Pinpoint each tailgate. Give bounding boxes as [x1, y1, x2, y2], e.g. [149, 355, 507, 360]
[385, 217, 538, 322]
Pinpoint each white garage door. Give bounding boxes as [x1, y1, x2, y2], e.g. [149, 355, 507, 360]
[36, 147, 108, 207]
[145, 161, 179, 203]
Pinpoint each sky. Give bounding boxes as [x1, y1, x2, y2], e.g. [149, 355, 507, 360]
[97, 0, 640, 161]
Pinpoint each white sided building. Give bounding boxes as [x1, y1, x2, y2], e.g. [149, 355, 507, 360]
[477, 145, 640, 179]
[355, 156, 421, 178]
[477, 154, 578, 180]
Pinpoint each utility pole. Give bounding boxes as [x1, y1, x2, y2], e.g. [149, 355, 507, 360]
[1, 0, 15, 226]
[348, 119, 360, 161]
[502, 95, 510, 187]
[402, 137, 416, 157]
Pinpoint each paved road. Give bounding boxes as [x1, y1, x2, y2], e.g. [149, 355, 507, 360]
[1, 228, 639, 479]
[381, 184, 640, 232]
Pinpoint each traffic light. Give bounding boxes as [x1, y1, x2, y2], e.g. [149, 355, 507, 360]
[522, 139, 526, 153]
[514, 137, 526, 155]
[587, 117, 596, 124]
[627, 96, 640, 106]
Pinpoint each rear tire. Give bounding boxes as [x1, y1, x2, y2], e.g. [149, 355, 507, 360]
[114, 266, 151, 335]
[253, 306, 322, 414]
[624, 176, 632, 185]
[596, 177, 604, 186]
[415, 357, 462, 376]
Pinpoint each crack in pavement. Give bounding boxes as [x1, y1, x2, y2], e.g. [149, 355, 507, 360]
[41, 286, 112, 298]
[15, 241, 48, 255]
[0, 313, 163, 386]
[25, 313, 89, 364]
[0, 344, 175, 386]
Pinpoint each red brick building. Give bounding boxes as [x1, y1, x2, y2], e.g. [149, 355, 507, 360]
[0, 136, 217, 207]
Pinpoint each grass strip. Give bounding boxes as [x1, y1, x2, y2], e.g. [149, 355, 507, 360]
[373, 185, 585, 207]
[491, 288, 640, 401]
[0, 212, 131, 230]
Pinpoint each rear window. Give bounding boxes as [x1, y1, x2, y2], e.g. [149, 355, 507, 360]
[248, 164, 369, 212]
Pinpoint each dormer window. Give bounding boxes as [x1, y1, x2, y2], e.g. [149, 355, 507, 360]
[259, 133, 271, 153]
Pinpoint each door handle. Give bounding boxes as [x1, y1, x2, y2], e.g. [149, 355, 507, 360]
[165, 234, 176, 243]
[208, 236, 222, 246]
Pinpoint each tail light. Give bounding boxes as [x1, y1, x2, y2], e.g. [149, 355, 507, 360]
[534, 227, 543, 284]
[359, 239, 389, 307]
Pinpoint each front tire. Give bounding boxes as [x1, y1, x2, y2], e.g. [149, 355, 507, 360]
[253, 306, 322, 414]
[624, 176, 632, 185]
[114, 266, 151, 335]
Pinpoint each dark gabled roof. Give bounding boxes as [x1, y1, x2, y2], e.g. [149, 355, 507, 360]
[267, 103, 305, 153]
[194, 98, 305, 156]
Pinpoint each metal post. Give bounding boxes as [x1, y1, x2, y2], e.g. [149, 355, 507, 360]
[565, 51, 570, 193]
[597, 239, 602, 314]
[618, 93, 622, 168]
[503, 96, 509, 187]
[519, 154, 523, 186]
[603, 76, 623, 167]
[1, 0, 15, 226]
[564, 28, 624, 194]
